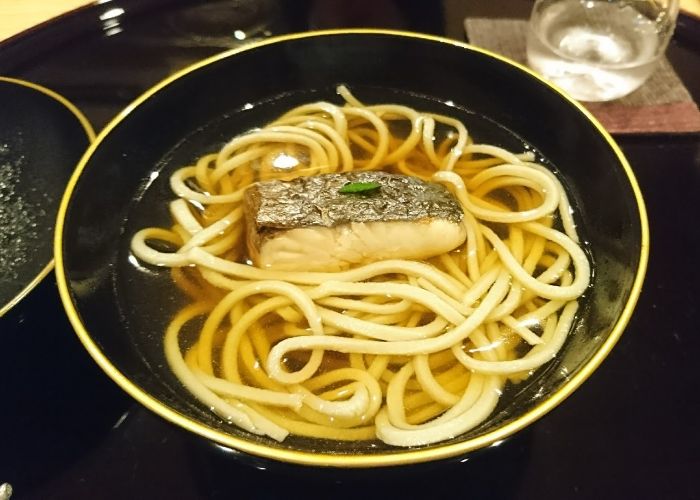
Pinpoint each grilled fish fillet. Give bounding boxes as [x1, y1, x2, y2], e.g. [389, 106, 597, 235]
[244, 172, 466, 271]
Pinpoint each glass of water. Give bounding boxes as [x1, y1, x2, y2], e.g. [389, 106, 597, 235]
[526, 0, 679, 102]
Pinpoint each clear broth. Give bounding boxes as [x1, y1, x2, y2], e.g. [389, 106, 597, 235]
[115, 86, 590, 449]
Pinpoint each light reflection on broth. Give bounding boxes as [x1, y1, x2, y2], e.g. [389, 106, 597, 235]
[124, 86, 591, 447]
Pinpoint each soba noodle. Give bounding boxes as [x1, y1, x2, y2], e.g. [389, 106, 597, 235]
[130, 86, 590, 447]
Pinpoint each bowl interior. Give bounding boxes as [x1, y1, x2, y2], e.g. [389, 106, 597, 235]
[59, 32, 644, 465]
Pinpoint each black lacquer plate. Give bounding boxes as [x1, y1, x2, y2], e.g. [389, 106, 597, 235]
[0, 77, 93, 317]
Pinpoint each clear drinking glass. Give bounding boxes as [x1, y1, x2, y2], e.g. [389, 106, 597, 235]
[526, 0, 680, 102]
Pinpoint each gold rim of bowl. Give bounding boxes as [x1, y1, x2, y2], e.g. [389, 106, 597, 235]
[53, 28, 650, 468]
[0, 76, 95, 318]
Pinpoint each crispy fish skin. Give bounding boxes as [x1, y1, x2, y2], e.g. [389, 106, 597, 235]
[247, 172, 463, 228]
[245, 172, 466, 271]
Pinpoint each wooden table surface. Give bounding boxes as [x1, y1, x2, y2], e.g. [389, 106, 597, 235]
[0, 0, 93, 42]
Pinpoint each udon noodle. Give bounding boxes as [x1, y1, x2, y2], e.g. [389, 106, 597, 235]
[130, 86, 590, 447]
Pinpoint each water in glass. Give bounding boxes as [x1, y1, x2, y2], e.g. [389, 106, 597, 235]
[527, 0, 672, 101]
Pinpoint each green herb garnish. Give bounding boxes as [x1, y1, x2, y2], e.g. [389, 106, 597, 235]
[338, 181, 381, 194]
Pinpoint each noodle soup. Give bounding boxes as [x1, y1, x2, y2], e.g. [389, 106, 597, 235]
[119, 86, 590, 448]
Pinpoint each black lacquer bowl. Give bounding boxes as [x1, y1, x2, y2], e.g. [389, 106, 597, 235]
[55, 30, 648, 468]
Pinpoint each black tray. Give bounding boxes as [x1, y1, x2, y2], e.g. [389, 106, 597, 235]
[1, 1, 699, 498]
